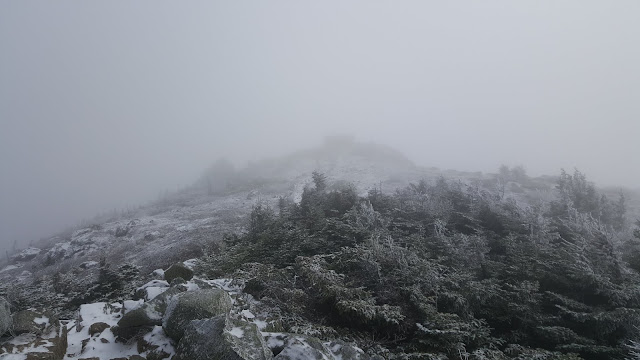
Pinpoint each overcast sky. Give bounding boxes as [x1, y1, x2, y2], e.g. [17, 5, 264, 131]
[1, 1, 639, 252]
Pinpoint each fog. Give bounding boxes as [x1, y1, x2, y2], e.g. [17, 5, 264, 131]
[1, 1, 639, 253]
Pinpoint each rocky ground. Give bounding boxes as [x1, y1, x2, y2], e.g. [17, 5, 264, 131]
[0, 259, 373, 360]
[0, 141, 428, 359]
[3, 140, 636, 359]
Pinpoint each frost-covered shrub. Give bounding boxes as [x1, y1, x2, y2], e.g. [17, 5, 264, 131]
[192, 173, 640, 359]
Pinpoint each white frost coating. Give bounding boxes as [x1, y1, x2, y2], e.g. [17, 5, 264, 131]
[176, 225, 194, 232]
[228, 326, 245, 338]
[152, 268, 165, 278]
[145, 286, 168, 301]
[72, 228, 92, 238]
[33, 316, 50, 327]
[0, 355, 28, 360]
[325, 341, 366, 360]
[65, 301, 142, 360]
[21, 339, 52, 352]
[241, 309, 255, 319]
[123, 299, 144, 313]
[144, 304, 163, 321]
[183, 258, 198, 270]
[254, 319, 268, 330]
[266, 336, 285, 348]
[137, 279, 169, 290]
[184, 281, 200, 291]
[23, 247, 41, 255]
[79, 302, 120, 326]
[0, 334, 54, 356]
[3, 334, 52, 349]
[62, 301, 176, 359]
[12, 247, 41, 260]
[4, 333, 37, 346]
[210, 278, 239, 292]
[276, 337, 332, 360]
[143, 325, 176, 357]
[162, 294, 181, 327]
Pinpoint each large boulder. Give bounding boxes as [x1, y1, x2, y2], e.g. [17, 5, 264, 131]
[0, 297, 12, 336]
[163, 262, 194, 283]
[113, 285, 186, 340]
[12, 309, 56, 335]
[271, 334, 329, 360]
[11, 247, 41, 262]
[266, 333, 369, 360]
[134, 280, 169, 301]
[174, 316, 272, 360]
[162, 289, 232, 342]
[225, 317, 273, 360]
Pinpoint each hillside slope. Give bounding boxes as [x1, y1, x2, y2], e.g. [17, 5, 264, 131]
[2, 140, 640, 360]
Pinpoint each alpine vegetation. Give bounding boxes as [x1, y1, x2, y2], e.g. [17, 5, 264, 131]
[2, 141, 640, 359]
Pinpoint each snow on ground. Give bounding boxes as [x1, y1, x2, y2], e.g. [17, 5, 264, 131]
[0, 355, 27, 360]
[34, 316, 50, 328]
[64, 302, 131, 359]
[137, 280, 169, 292]
[63, 301, 174, 360]
[182, 258, 197, 270]
[143, 325, 175, 356]
[0, 326, 62, 359]
[240, 309, 255, 319]
[2, 333, 53, 351]
[228, 326, 245, 339]
[207, 278, 239, 293]
[1, 274, 364, 359]
[11, 247, 41, 261]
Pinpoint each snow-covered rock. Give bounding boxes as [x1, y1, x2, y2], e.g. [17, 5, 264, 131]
[0, 322, 67, 359]
[11, 247, 41, 262]
[134, 280, 169, 301]
[113, 286, 184, 341]
[1, 274, 375, 360]
[271, 333, 331, 360]
[174, 316, 272, 360]
[163, 262, 194, 283]
[65, 301, 174, 360]
[266, 333, 369, 360]
[79, 261, 99, 269]
[11, 309, 55, 335]
[45, 242, 72, 262]
[162, 289, 232, 342]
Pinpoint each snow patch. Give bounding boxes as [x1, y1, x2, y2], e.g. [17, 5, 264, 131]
[210, 278, 239, 292]
[228, 326, 245, 338]
[123, 299, 144, 313]
[34, 316, 50, 327]
[241, 309, 255, 319]
[183, 258, 197, 270]
[145, 287, 168, 301]
[254, 319, 268, 330]
[152, 269, 165, 279]
[142, 325, 175, 356]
